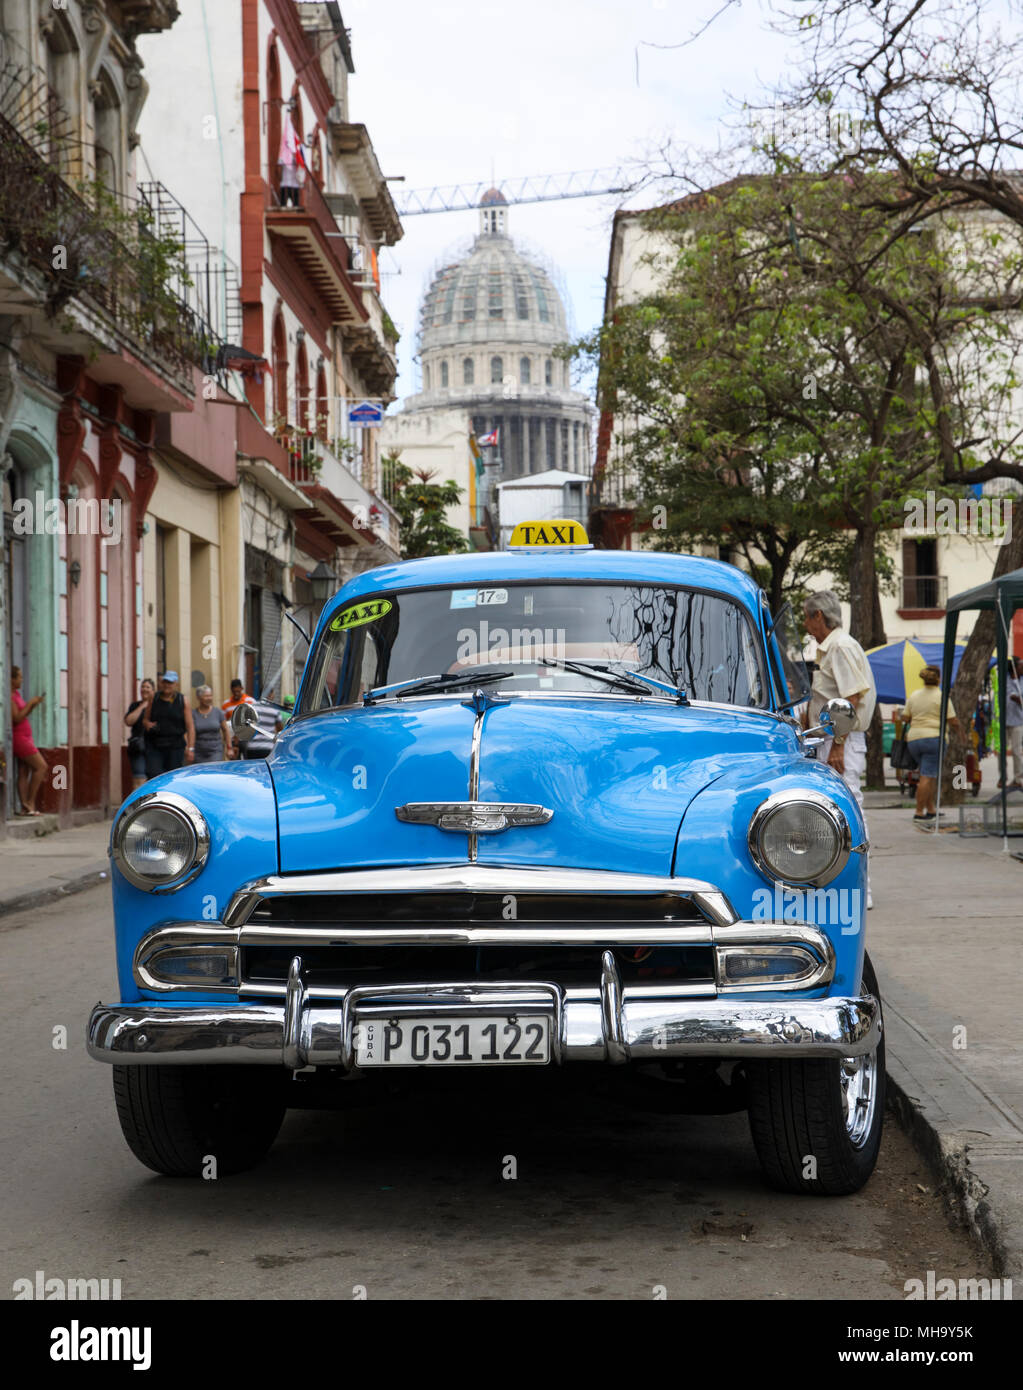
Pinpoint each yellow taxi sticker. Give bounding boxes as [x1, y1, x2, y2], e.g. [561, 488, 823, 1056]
[329, 598, 393, 632]
[508, 519, 590, 547]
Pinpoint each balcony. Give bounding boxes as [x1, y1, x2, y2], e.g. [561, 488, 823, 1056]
[0, 56, 223, 407]
[265, 178, 368, 326]
[273, 398, 399, 557]
[898, 574, 948, 614]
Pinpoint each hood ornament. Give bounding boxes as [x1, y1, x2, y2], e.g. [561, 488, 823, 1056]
[395, 802, 554, 834]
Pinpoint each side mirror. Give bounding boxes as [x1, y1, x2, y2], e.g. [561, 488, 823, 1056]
[805, 696, 856, 741]
[231, 702, 259, 743]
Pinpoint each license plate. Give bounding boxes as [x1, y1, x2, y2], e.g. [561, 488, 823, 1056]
[354, 1015, 551, 1067]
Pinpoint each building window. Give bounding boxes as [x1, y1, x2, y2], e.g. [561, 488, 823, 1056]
[267, 44, 281, 196]
[93, 71, 121, 191]
[520, 357, 530, 385]
[272, 311, 288, 426]
[154, 524, 168, 680]
[316, 365, 328, 441]
[423, 365, 431, 391]
[43, 11, 81, 175]
[463, 358, 474, 385]
[513, 271, 529, 320]
[440, 360, 449, 388]
[545, 358, 552, 386]
[295, 341, 309, 429]
[490, 356, 503, 384]
[488, 271, 503, 318]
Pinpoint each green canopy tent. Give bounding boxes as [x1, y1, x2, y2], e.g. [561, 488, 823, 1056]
[936, 566, 1023, 846]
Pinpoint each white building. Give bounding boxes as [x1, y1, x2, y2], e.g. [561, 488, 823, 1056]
[496, 470, 589, 551]
[392, 191, 594, 548]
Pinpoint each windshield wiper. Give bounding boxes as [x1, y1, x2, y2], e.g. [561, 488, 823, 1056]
[537, 657, 690, 704]
[363, 668, 514, 705]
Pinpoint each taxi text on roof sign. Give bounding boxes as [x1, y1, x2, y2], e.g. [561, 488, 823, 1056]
[508, 519, 591, 548]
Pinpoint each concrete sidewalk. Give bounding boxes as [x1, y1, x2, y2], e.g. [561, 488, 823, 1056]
[0, 805, 1020, 1277]
[866, 806, 1023, 1277]
[0, 819, 111, 917]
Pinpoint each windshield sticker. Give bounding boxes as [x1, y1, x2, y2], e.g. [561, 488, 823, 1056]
[449, 589, 478, 609]
[475, 588, 508, 606]
[329, 598, 393, 632]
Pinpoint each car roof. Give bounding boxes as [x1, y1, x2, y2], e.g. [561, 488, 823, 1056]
[318, 549, 765, 635]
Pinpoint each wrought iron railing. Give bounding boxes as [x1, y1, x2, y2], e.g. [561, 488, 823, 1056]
[900, 574, 948, 609]
[0, 47, 231, 390]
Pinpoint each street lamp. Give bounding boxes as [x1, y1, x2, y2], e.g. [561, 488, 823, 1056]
[308, 560, 336, 605]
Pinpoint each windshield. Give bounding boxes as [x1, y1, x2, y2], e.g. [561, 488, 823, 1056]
[299, 582, 767, 713]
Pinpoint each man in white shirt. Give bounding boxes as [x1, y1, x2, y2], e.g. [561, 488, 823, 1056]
[803, 591, 877, 908]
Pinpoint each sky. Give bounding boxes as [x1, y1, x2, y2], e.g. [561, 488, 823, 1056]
[339, 0, 794, 401]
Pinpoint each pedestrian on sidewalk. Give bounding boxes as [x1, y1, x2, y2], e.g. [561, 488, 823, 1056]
[192, 686, 233, 763]
[802, 592, 877, 908]
[124, 678, 155, 789]
[143, 672, 195, 778]
[10, 666, 47, 816]
[222, 678, 255, 758]
[894, 666, 960, 822]
[1003, 656, 1023, 791]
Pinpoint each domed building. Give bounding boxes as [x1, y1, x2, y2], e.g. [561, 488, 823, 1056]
[398, 192, 593, 482]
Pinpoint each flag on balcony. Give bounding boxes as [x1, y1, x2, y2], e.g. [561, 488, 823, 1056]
[477, 428, 499, 447]
[280, 113, 307, 180]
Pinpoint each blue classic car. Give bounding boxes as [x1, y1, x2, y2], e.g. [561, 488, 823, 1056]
[88, 525, 882, 1193]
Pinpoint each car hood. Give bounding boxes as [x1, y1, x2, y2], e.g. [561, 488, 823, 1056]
[269, 696, 798, 877]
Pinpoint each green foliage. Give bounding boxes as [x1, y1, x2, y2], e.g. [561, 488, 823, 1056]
[381, 452, 470, 559]
[575, 169, 1022, 618]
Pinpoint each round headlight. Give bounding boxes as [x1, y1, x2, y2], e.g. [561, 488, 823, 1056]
[113, 792, 209, 892]
[748, 791, 849, 887]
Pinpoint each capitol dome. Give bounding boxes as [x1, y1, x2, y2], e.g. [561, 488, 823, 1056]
[403, 197, 593, 481]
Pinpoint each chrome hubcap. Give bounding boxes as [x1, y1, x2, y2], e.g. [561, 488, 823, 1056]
[840, 1047, 878, 1148]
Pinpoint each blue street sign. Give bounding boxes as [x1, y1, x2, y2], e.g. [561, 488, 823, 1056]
[348, 400, 384, 425]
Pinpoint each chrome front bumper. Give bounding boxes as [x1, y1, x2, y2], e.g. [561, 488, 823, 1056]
[87, 986, 881, 1067]
[91, 865, 876, 1067]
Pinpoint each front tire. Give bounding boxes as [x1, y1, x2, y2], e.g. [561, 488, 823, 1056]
[112, 1065, 288, 1177]
[745, 953, 885, 1195]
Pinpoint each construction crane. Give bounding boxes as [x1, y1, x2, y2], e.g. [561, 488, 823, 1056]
[394, 167, 637, 217]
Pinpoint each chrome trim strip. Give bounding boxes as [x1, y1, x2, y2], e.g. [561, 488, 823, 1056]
[110, 791, 210, 895]
[467, 701, 484, 862]
[88, 993, 882, 1065]
[600, 950, 627, 1064]
[747, 788, 852, 888]
[132, 920, 833, 995]
[223, 866, 739, 928]
[241, 979, 721, 1002]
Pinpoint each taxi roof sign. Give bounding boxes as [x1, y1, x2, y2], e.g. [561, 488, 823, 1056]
[508, 519, 591, 550]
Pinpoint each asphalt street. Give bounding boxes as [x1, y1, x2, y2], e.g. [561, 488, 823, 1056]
[1, 882, 993, 1301]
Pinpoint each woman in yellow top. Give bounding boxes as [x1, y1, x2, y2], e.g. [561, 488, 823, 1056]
[894, 665, 960, 822]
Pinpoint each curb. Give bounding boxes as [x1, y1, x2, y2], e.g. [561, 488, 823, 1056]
[884, 1007, 1023, 1282]
[0, 862, 111, 922]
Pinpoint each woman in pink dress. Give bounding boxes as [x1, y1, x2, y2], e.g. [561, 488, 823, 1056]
[11, 665, 47, 816]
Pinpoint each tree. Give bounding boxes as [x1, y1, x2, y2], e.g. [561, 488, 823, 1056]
[584, 168, 1023, 782]
[381, 452, 471, 559]
[761, 0, 1023, 783]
